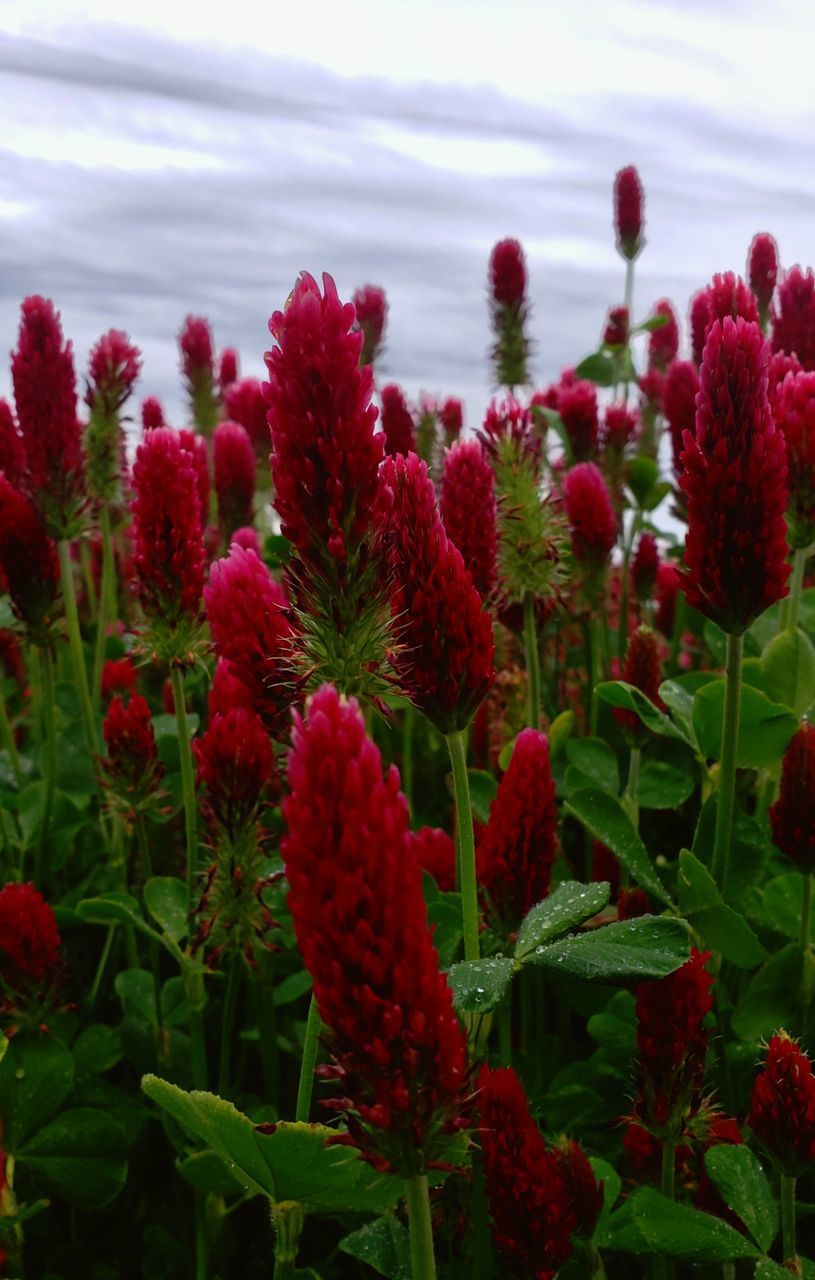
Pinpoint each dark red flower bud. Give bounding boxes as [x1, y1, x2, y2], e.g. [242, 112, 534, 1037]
[772, 370, 815, 548]
[179, 315, 218, 434]
[648, 299, 680, 373]
[283, 685, 468, 1175]
[769, 351, 803, 405]
[748, 233, 779, 322]
[490, 238, 527, 308]
[604, 304, 630, 347]
[141, 396, 166, 431]
[230, 525, 261, 555]
[614, 165, 644, 260]
[553, 1137, 604, 1240]
[208, 658, 255, 717]
[0, 399, 25, 488]
[772, 266, 815, 370]
[603, 403, 639, 455]
[214, 421, 256, 538]
[489, 239, 531, 387]
[564, 462, 617, 569]
[218, 347, 239, 391]
[614, 626, 664, 745]
[478, 1065, 577, 1278]
[380, 452, 495, 733]
[86, 329, 141, 417]
[440, 440, 498, 602]
[0, 882, 62, 989]
[351, 284, 388, 369]
[631, 533, 659, 603]
[749, 1031, 815, 1176]
[101, 656, 137, 702]
[477, 728, 558, 932]
[655, 561, 680, 638]
[439, 397, 464, 443]
[769, 722, 815, 873]
[633, 949, 713, 1138]
[101, 692, 163, 807]
[558, 379, 599, 461]
[0, 475, 60, 647]
[194, 707, 275, 838]
[410, 826, 457, 894]
[690, 291, 711, 367]
[662, 359, 700, 483]
[679, 317, 789, 634]
[378, 384, 417, 457]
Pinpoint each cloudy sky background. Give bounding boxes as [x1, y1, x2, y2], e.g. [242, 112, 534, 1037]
[1, 0, 814, 427]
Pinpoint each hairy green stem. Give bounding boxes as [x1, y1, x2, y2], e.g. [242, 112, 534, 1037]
[295, 993, 322, 1123]
[405, 1175, 437, 1280]
[91, 506, 116, 714]
[170, 665, 198, 916]
[35, 645, 58, 886]
[781, 1173, 797, 1267]
[446, 729, 480, 962]
[90, 924, 116, 1009]
[523, 592, 541, 728]
[711, 633, 743, 892]
[787, 546, 808, 632]
[58, 539, 99, 761]
[801, 873, 813, 952]
[271, 1201, 304, 1280]
[0, 683, 22, 786]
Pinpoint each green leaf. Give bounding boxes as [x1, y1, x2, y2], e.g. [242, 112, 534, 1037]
[530, 915, 690, 983]
[628, 1188, 760, 1260]
[340, 1216, 411, 1280]
[77, 892, 151, 935]
[448, 957, 515, 1013]
[273, 970, 313, 1007]
[72, 1024, 123, 1075]
[547, 709, 575, 757]
[595, 681, 690, 745]
[762, 874, 814, 942]
[116, 968, 159, 1027]
[466, 769, 497, 824]
[176, 1150, 245, 1196]
[758, 627, 815, 715]
[515, 881, 610, 961]
[18, 1107, 128, 1209]
[626, 457, 659, 507]
[144, 877, 189, 943]
[0, 1033, 75, 1149]
[754, 1262, 792, 1280]
[640, 480, 672, 513]
[703, 1144, 777, 1252]
[637, 761, 695, 810]
[564, 788, 672, 906]
[693, 680, 798, 768]
[152, 712, 200, 739]
[732, 943, 805, 1041]
[589, 1156, 621, 1217]
[677, 850, 764, 968]
[637, 312, 671, 333]
[424, 887, 464, 969]
[658, 680, 697, 747]
[575, 351, 616, 387]
[564, 737, 620, 796]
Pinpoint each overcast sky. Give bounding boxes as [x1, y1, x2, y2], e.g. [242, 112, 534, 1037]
[1, 0, 814, 428]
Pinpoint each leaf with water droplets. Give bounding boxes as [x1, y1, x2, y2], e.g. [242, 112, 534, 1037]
[340, 1215, 411, 1279]
[629, 1188, 761, 1261]
[515, 881, 610, 962]
[528, 916, 690, 983]
[0, 1032, 75, 1150]
[447, 956, 515, 1013]
[565, 788, 673, 907]
[704, 1144, 777, 1253]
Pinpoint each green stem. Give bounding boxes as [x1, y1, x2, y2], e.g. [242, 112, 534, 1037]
[170, 665, 198, 917]
[405, 1175, 437, 1280]
[90, 924, 117, 1009]
[711, 633, 744, 892]
[523, 592, 541, 728]
[781, 1173, 797, 1267]
[91, 506, 116, 714]
[35, 645, 58, 886]
[622, 745, 641, 839]
[0, 683, 22, 786]
[801, 873, 812, 952]
[402, 704, 415, 813]
[787, 547, 808, 633]
[654, 1140, 676, 1280]
[446, 729, 480, 962]
[256, 949, 279, 1103]
[722, 1264, 735, 1280]
[80, 538, 98, 621]
[135, 811, 154, 880]
[195, 1191, 209, 1280]
[295, 993, 322, 1123]
[589, 614, 605, 736]
[624, 258, 635, 313]
[218, 956, 242, 1096]
[58, 539, 98, 761]
[271, 1201, 304, 1280]
[618, 509, 641, 659]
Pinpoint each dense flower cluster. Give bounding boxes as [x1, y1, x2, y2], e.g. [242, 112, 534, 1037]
[214, 421, 256, 537]
[662, 358, 699, 484]
[440, 440, 498, 601]
[101, 693, 164, 813]
[195, 706, 275, 838]
[772, 370, 815, 548]
[0, 882, 62, 989]
[749, 1031, 815, 1177]
[101, 655, 137, 701]
[647, 299, 680, 373]
[613, 165, 644, 259]
[0, 474, 61, 646]
[564, 462, 617, 571]
[489, 238, 531, 387]
[558, 378, 599, 461]
[218, 347, 239, 391]
[772, 266, 815, 370]
[141, 396, 165, 431]
[769, 722, 815, 873]
[85, 328, 141, 503]
[410, 826, 457, 894]
[748, 233, 779, 325]
[614, 627, 664, 745]
[630, 533, 659, 603]
[603, 304, 629, 347]
[0, 398, 25, 487]
[378, 383, 417, 457]
[179, 314, 218, 432]
[224, 377, 269, 453]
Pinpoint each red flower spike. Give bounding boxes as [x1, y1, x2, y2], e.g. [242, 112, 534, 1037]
[663, 359, 700, 483]
[772, 370, 815, 550]
[490, 238, 526, 307]
[481, 396, 539, 467]
[266, 272, 383, 568]
[633, 948, 714, 1138]
[772, 266, 815, 370]
[648, 299, 680, 373]
[101, 656, 138, 702]
[690, 291, 711, 367]
[603, 403, 639, 455]
[204, 544, 295, 737]
[0, 399, 26, 488]
[614, 165, 644, 260]
[214, 421, 256, 538]
[378, 384, 417, 457]
[478, 1065, 577, 1280]
[86, 329, 141, 417]
[614, 626, 665, 745]
[0, 475, 61, 647]
[219, 347, 239, 392]
[352, 284, 388, 368]
[224, 377, 268, 453]
[102, 693, 159, 785]
[558, 378, 599, 461]
[679, 317, 790, 634]
[179, 315, 218, 434]
[691, 274, 760, 366]
[283, 685, 468, 1175]
[0, 882, 62, 989]
[141, 396, 166, 431]
[748, 233, 779, 322]
[440, 440, 498, 602]
[439, 397, 464, 443]
[477, 728, 558, 933]
[410, 827, 457, 894]
[553, 1137, 604, 1240]
[11, 295, 85, 538]
[564, 462, 617, 570]
[655, 561, 680, 638]
[380, 452, 495, 734]
[175, 428, 211, 523]
[749, 1031, 815, 1177]
[194, 707, 276, 839]
[208, 658, 255, 718]
[130, 427, 206, 637]
[604, 305, 630, 347]
[769, 722, 815, 873]
[489, 239, 531, 388]
[631, 533, 659, 603]
[769, 351, 803, 406]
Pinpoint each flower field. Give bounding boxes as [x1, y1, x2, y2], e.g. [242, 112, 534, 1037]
[3, 164, 815, 1278]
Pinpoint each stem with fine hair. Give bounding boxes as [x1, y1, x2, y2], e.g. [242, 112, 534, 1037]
[58, 539, 99, 761]
[801, 873, 813, 952]
[0, 684, 22, 786]
[170, 665, 198, 916]
[523, 592, 541, 728]
[405, 1175, 437, 1280]
[711, 632, 744, 892]
[781, 1173, 797, 1267]
[35, 645, 58, 886]
[91, 506, 117, 713]
[446, 728, 480, 962]
[295, 993, 322, 1123]
[787, 546, 809, 632]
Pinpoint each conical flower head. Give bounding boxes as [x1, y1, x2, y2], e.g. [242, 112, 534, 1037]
[604, 304, 630, 348]
[477, 728, 558, 934]
[633, 948, 713, 1139]
[553, 1137, 604, 1241]
[558, 378, 599, 461]
[647, 299, 680, 373]
[690, 275, 760, 367]
[378, 384, 416, 457]
[176, 429, 211, 523]
[0, 882, 63, 1027]
[603, 403, 639, 457]
[214, 421, 255, 538]
[439, 397, 463, 444]
[614, 165, 644, 260]
[663, 359, 700, 486]
[489, 238, 531, 388]
[0, 474, 61, 647]
[101, 692, 164, 814]
[748, 233, 779, 327]
[283, 685, 468, 1175]
[564, 462, 617, 571]
[194, 706, 275, 839]
[380, 452, 494, 733]
[224, 377, 269, 455]
[614, 626, 665, 746]
[84, 328, 141, 504]
[749, 1031, 815, 1177]
[772, 266, 815, 370]
[179, 314, 218, 434]
[478, 1065, 577, 1280]
[11, 295, 85, 538]
[769, 721, 815, 873]
[141, 396, 166, 431]
[631, 533, 659, 603]
[218, 347, 239, 392]
[440, 440, 497, 602]
[772, 370, 815, 548]
[352, 284, 388, 368]
[679, 317, 789, 634]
